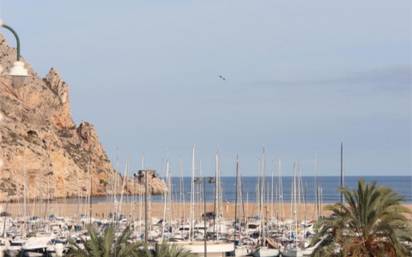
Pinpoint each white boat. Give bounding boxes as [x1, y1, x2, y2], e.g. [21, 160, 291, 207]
[0, 246, 4, 257]
[233, 246, 250, 257]
[282, 247, 302, 257]
[22, 236, 53, 257]
[173, 241, 234, 257]
[227, 245, 251, 257]
[281, 245, 316, 257]
[6, 239, 26, 257]
[245, 222, 260, 235]
[0, 238, 9, 257]
[252, 246, 280, 257]
[47, 243, 65, 257]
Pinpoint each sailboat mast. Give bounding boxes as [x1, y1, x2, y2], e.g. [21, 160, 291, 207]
[246, 192, 249, 218]
[218, 155, 223, 228]
[294, 162, 298, 246]
[271, 161, 274, 220]
[190, 145, 195, 241]
[138, 155, 144, 236]
[240, 174, 246, 226]
[88, 155, 92, 224]
[260, 147, 266, 245]
[314, 156, 320, 219]
[234, 156, 239, 243]
[214, 152, 219, 235]
[179, 160, 185, 226]
[144, 169, 148, 246]
[23, 161, 27, 237]
[340, 142, 344, 204]
[118, 161, 128, 221]
[161, 160, 169, 241]
[256, 160, 260, 219]
[278, 159, 284, 220]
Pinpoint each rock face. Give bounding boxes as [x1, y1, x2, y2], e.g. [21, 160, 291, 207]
[0, 34, 166, 201]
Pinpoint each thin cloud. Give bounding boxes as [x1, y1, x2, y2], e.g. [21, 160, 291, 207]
[247, 66, 412, 92]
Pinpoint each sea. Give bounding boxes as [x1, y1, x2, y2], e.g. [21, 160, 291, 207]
[109, 176, 412, 204]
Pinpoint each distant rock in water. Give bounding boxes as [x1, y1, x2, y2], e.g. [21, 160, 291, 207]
[0, 34, 166, 201]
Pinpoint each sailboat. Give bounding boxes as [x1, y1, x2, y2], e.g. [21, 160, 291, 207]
[161, 160, 171, 241]
[230, 156, 250, 257]
[252, 149, 280, 257]
[173, 147, 234, 256]
[213, 152, 226, 239]
[281, 162, 319, 257]
[189, 145, 195, 242]
[281, 162, 301, 257]
[281, 239, 324, 257]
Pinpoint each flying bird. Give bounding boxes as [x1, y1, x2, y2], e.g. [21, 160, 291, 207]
[218, 75, 227, 81]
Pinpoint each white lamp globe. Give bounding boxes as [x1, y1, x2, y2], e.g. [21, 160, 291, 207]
[9, 61, 28, 86]
[9, 61, 28, 77]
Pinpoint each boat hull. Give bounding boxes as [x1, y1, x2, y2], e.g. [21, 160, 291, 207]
[252, 247, 280, 257]
[173, 241, 234, 257]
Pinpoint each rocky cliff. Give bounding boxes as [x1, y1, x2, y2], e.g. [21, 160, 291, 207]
[0, 34, 166, 201]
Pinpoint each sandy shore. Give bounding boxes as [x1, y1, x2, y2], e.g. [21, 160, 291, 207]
[3, 201, 412, 221]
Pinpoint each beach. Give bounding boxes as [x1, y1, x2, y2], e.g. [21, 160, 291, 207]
[4, 201, 412, 220]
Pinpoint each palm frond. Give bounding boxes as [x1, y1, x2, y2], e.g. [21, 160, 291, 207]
[312, 179, 412, 257]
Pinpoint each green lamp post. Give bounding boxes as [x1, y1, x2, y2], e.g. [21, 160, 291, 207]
[0, 20, 29, 84]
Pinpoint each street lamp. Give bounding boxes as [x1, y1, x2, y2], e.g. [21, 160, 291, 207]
[137, 169, 155, 248]
[0, 20, 29, 85]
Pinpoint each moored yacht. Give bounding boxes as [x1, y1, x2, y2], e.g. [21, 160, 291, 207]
[6, 238, 26, 257]
[173, 240, 234, 257]
[252, 246, 280, 257]
[21, 236, 53, 257]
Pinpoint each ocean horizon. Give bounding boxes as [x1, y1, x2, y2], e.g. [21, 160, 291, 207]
[93, 175, 412, 204]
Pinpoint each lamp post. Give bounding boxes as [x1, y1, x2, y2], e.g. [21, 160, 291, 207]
[0, 20, 29, 84]
[137, 169, 155, 248]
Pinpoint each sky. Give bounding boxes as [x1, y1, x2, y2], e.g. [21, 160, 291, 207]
[1, 1, 411, 176]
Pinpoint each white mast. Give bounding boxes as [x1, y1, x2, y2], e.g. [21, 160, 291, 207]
[138, 155, 144, 236]
[293, 162, 298, 246]
[218, 155, 223, 228]
[314, 156, 320, 220]
[23, 160, 27, 237]
[77, 171, 80, 221]
[214, 152, 219, 235]
[190, 145, 196, 241]
[118, 161, 128, 219]
[277, 159, 284, 220]
[179, 160, 185, 227]
[161, 160, 170, 241]
[271, 160, 274, 220]
[246, 192, 249, 218]
[256, 159, 261, 218]
[261, 148, 266, 243]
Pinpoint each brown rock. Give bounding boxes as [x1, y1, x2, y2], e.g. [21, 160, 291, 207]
[0, 34, 166, 201]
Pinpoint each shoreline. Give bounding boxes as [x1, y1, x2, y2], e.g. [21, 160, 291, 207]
[3, 202, 412, 220]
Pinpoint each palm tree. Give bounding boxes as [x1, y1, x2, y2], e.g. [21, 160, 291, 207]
[67, 225, 196, 257]
[150, 242, 195, 257]
[67, 225, 145, 257]
[311, 179, 412, 257]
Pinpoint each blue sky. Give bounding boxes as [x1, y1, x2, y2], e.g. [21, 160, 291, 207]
[1, 1, 411, 176]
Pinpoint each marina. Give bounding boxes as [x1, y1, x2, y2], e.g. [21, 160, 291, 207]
[0, 158, 411, 257]
[0, 1, 411, 256]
